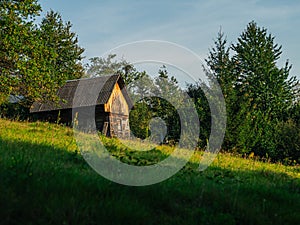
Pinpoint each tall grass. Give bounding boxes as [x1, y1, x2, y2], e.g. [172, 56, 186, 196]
[0, 119, 299, 225]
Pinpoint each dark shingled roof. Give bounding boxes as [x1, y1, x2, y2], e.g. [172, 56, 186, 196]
[30, 74, 131, 113]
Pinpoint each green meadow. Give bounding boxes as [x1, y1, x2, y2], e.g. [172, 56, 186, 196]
[0, 118, 299, 225]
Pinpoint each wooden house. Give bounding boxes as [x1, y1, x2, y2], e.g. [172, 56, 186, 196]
[30, 74, 132, 138]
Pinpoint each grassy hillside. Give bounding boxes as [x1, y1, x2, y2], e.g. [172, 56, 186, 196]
[0, 119, 299, 225]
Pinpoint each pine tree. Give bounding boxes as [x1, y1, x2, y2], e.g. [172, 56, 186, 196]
[231, 21, 298, 155]
[39, 10, 85, 81]
[232, 21, 297, 120]
[204, 29, 237, 149]
[205, 29, 235, 98]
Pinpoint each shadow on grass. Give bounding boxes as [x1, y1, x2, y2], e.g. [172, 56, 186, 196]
[0, 137, 299, 225]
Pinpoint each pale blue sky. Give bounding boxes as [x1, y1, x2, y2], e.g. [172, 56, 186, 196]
[39, 0, 300, 80]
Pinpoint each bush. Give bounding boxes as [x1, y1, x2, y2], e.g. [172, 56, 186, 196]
[0, 102, 30, 121]
[272, 119, 300, 164]
[235, 111, 277, 157]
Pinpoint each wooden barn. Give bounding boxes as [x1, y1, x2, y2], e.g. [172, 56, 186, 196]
[30, 74, 132, 138]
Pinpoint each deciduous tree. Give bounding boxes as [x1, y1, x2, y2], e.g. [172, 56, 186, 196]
[0, 1, 85, 108]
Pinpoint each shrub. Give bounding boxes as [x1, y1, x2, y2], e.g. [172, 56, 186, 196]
[0, 102, 30, 121]
[273, 119, 300, 164]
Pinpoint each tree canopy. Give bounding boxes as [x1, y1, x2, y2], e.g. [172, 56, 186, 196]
[196, 21, 299, 162]
[86, 54, 144, 85]
[0, 0, 84, 107]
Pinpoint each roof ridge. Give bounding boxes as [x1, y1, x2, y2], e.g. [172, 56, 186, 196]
[66, 74, 119, 83]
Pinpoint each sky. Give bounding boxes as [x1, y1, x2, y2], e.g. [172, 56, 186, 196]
[38, 0, 300, 80]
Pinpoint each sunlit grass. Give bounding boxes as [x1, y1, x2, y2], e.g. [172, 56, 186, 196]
[0, 118, 299, 225]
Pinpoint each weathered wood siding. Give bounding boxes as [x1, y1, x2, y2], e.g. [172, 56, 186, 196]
[105, 82, 130, 138]
[104, 83, 129, 115]
[109, 113, 130, 138]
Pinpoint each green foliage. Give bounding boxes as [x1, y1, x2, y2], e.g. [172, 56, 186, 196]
[129, 101, 152, 139]
[151, 66, 182, 143]
[0, 102, 29, 120]
[86, 54, 144, 85]
[198, 21, 300, 162]
[205, 29, 235, 95]
[0, 1, 84, 108]
[128, 73, 155, 139]
[273, 119, 300, 164]
[87, 54, 124, 76]
[289, 89, 300, 126]
[39, 10, 85, 81]
[0, 0, 41, 104]
[129, 66, 183, 143]
[232, 21, 297, 120]
[231, 22, 298, 157]
[199, 29, 236, 149]
[186, 82, 211, 147]
[236, 110, 277, 156]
